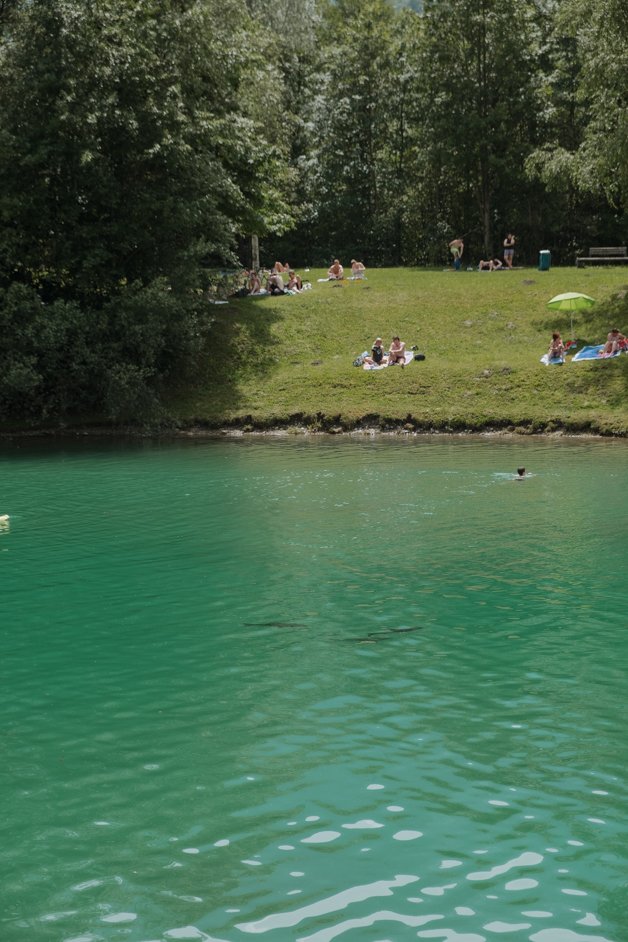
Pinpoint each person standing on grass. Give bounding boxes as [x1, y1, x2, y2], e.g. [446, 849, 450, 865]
[503, 233, 516, 268]
[449, 238, 464, 270]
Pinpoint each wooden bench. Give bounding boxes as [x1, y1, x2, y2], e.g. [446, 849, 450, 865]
[576, 246, 628, 267]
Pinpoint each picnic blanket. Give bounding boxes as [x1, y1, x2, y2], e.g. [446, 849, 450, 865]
[540, 354, 565, 365]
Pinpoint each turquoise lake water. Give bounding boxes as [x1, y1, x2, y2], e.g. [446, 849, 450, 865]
[1, 435, 627, 942]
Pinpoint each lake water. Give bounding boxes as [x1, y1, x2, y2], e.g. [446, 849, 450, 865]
[1, 435, 627, 942]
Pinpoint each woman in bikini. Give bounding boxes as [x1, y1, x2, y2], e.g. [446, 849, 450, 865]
[548, 332, 565, 360]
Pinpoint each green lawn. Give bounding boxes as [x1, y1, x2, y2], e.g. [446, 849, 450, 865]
[170, 266, 628, 435]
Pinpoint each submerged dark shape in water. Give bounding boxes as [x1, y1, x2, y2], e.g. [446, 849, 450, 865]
[343, 626, 423, 644]
[243, 621, 307, 629]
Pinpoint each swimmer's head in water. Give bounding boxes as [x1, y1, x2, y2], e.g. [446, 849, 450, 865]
[517, 467, 526, 476]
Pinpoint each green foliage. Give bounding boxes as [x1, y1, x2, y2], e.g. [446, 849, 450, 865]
[0, 0, 299, 422]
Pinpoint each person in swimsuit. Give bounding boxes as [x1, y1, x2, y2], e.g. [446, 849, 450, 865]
[247, 270, 262, 294]
[602, 328, 626, 355]
[548, 332, 565, 360]
[503, 233, 515, 268]
[268, 269, 285, 295]
[449, 238, 464, 270]
[350, 259, 366, 279]
[286, 270, 302, 291]
[328, 259, 344, 280]
[388, 336, 407, 366]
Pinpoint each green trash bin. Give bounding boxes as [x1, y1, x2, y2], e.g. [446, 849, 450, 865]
[538, 249, 551, 271]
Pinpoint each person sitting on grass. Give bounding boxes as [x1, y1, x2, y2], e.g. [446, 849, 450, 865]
[350, 259, 366, 279]
[247, 269, 262, 294]
[328, 259, 344, 280]
[363, 337, 387, 367]
[388, 336, 407, 367]
[286, 270, 303, 292]
[548, 331, 565, 360]
[478, 258, 503, 271]
[602, 328, 626, 355]
[268, 268, 285, 295]
[372, 337, 386, 365]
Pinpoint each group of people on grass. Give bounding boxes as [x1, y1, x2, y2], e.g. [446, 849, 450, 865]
[363, 336, 408, 367]
[242, 257, 367, 296]
[547, 328, 627, 360]
[327, 258, 367, 280]
[449, 233, 516, 271]
[245, 264, 306, 296]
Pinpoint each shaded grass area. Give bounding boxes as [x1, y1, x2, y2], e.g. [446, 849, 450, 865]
[172, 267, 628, 435]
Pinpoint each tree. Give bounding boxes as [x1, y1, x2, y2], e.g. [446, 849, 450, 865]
[418, 0, 541, 259]
[300, 0, 403, 263]
[0, 0, 300, 420]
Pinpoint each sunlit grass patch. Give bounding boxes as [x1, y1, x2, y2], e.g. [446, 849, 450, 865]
[171, 267, 628, 434]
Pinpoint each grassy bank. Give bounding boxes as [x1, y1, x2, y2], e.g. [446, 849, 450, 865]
[169, 266, 628, 436]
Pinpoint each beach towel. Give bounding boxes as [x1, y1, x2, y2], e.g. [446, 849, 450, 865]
[363, 350, 414, 371]
[540, 354, 565, 365]
[572, 344, 622, 361]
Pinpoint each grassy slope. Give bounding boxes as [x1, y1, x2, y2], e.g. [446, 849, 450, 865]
[170, 266, 628, 435]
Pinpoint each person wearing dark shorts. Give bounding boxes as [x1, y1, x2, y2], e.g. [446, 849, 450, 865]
[503, 233, 515, 268]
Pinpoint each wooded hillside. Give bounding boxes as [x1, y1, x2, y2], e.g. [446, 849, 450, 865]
[0, 0, 626, 424]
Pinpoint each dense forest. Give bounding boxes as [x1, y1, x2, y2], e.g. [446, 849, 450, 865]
[0, 0, 626, 422]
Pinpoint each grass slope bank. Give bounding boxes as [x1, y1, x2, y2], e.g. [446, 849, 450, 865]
[171, 267, 628, 436]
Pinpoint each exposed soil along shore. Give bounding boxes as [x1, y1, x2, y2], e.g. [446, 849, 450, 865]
[1, 414, 627, 440]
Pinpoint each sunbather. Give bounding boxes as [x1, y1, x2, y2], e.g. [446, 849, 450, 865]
[268, 269, 285, 295]
[247, 270, 262, 294]
[449, 238, 464, 270]
[286, 270, 302, 291]
[350, 259, 366, 279]
[388, 336, 407, 366]
[603, 328, 626, 355]
[328, 259, 344, 280]
[548, 332, 565, 360]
